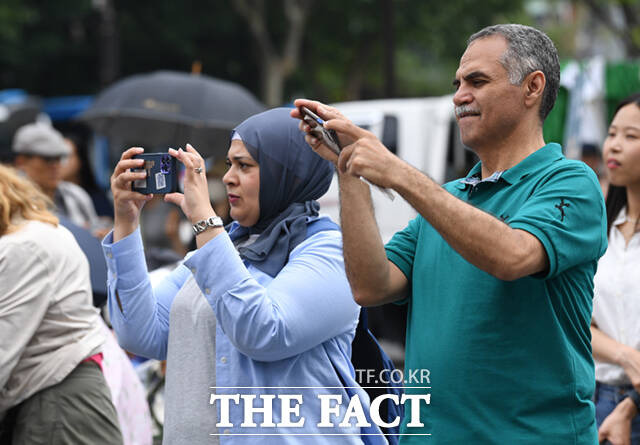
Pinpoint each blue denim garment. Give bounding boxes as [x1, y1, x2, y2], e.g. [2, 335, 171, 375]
[595, 382, 640, 444]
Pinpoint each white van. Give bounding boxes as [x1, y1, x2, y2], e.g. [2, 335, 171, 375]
[318, 95, 477, 243]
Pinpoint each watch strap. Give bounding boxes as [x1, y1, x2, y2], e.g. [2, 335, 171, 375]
[192, 216, 224, 235]
[626, 390, 640, 413]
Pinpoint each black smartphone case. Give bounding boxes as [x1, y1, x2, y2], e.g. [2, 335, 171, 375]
[131, 153, 178, 194]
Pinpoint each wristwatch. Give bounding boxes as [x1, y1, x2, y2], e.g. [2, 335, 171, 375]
[625, 390, 640, 414]
[192, 216, 224, 235]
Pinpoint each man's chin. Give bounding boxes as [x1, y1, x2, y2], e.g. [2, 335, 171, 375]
[459, 133, 477, 150]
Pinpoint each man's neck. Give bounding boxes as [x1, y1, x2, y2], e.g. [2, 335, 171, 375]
[475, 124, 546, 179]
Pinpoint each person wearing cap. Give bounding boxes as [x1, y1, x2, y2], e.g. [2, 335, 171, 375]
[12, 122, 102, 234]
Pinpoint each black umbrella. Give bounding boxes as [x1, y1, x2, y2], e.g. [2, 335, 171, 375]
[0, 95, 42, 161]
[78, 70, 265, 160]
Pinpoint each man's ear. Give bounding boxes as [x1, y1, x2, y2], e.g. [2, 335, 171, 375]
[523, 70, 546, 110]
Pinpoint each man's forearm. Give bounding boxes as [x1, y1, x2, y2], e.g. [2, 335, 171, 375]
[391, 161, 546, 280]
[338, 173, 398, 304]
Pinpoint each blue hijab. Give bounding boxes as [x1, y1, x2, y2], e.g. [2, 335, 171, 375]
[228, 108, 334, 277]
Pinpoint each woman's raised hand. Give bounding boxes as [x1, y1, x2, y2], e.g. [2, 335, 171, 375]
[111, 147, 154, 241]
[166, 143, 216, 224]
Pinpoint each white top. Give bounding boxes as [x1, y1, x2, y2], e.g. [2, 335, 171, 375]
[0, 220, 104, 418]
[593, 208, 640, 385]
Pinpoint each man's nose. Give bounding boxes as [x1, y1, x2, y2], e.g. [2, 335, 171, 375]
[453, 86, 472, 107]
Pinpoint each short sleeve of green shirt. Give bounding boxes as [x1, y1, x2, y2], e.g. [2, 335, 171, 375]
[385, 215, 422, 281]
[508, 161, 607, 279]
[384, 216, 422, 304]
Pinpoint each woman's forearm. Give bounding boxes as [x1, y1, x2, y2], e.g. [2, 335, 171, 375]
[591, 324, 633, 366]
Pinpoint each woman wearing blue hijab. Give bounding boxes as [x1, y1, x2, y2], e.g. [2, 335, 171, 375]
[104, 108, 385, 444]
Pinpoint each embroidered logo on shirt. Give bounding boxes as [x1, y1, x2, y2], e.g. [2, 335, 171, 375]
[555, 198, 570, 222]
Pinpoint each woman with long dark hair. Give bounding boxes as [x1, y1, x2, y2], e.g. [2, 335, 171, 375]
[591, 92, 640, 445]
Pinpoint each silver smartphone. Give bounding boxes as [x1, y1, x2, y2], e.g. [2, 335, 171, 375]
[300, 106, 342, 155]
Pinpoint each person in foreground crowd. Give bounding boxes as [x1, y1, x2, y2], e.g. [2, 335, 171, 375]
[293, 23, 607, 444]
[0, 164, 122, 444]
[104, 108, 384, 444]
[591, 93, 640, 445]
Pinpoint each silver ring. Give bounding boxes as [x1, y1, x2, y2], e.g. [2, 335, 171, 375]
[194, 167, 203, 174]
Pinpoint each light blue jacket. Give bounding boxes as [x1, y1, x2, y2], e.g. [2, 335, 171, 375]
[102, 220, 387, 444]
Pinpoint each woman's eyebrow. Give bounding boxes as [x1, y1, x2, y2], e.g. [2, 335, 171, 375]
[610, 124, 640, 132]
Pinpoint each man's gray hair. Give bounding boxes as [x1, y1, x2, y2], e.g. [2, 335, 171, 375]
[468, 24, 560, 121]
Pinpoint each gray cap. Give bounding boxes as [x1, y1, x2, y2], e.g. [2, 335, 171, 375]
[12, 122, 70, 157]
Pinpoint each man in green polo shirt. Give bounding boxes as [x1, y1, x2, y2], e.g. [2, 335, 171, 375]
[293, 23, 607, 444]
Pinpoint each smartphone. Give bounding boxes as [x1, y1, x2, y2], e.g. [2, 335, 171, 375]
[131, 152, 178, 194]
[299, 106, 342, 155]
[302, 106, 395, 201]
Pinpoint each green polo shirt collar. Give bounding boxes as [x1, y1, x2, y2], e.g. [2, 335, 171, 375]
[501, 142, 564, 184]
[456, 143, 564, 189]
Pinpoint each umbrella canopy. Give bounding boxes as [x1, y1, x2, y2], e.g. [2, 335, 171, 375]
[0, 90, 42, 160]
[78, 70, 265, 160]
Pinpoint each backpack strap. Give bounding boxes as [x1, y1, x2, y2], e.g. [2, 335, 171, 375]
[306, 217, 403, 443]
[353, 307, 404, 444]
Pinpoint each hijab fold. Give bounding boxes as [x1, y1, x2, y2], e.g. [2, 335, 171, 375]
[228, 108, 333, 277]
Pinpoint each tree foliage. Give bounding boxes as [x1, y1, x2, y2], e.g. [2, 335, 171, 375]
[0, 0, 99, 94]
[578, 0, 640, 57]
[8, 0, 626, 107]
[232, 0, 311, 107]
